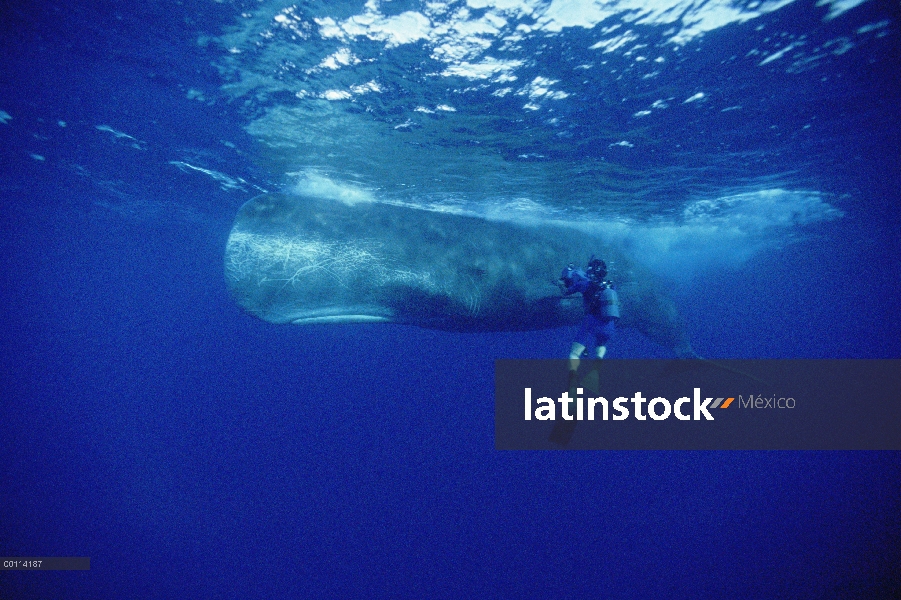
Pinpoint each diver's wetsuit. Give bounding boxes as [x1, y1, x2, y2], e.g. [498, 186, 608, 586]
[562, 267, 620, 354]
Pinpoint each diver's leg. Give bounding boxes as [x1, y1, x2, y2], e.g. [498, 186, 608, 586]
[583, 319, 613, 395]
[570, 314, 593, 373]
[566, 318, 593, 401]
[569, 342, 586, 372]
[566, 342, 585, 414]
[594, 318, 615, 360]
[552, 342, 585, 447]
[567, 341, 585, 401]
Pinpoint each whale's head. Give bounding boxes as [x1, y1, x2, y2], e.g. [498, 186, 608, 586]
[224, 193, 582, 330]
[225, 226, 419, 325]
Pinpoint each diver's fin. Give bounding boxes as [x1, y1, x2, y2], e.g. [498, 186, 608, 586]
[702, 359, 767, 385]
[549, 419, 577, 447]
[581, 368, 600, 395]
[548, 368, 601, 447]
[656, 358, 767, 385]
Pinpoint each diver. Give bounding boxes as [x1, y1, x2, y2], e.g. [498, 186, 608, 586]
[558, 257, 620, 389]
[549, 257, 620, 446]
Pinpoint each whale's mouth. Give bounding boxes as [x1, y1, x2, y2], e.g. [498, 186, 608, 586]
[293, 314, 391, 324]
[285, 306, 394, 325]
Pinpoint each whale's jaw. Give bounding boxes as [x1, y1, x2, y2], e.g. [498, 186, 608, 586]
[292, 314, 391, 325]
[281, 306, 394, 325]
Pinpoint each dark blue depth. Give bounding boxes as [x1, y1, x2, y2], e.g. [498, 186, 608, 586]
[1, 1, 900, 598]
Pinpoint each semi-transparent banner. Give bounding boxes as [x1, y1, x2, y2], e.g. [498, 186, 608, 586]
[495, 360, 901, 450]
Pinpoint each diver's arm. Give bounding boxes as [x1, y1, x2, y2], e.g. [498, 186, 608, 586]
[562, 269, 590, 295]
[557, 278, 574, 295]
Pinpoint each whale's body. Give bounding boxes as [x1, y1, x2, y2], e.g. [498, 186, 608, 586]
[225, 193, 694, 357]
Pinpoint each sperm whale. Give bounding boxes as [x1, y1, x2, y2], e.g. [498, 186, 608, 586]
[225, 193, 695, 357]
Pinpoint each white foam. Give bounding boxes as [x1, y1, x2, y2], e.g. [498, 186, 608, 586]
[576, 188, 844, 275]
[321, 90, 352, 100]
[349, 81, 381, 94]
[857, 19, 890, 34]
[95, 124, 138, 140]
[517, 76, 570, 101]
[683, 92, 705, 103]
[538, 0, 616, 32]
[759, 41, 802, 65]
[169, 161, 248, 192]
[437, 187, 844, 276]
[317, 48, 359, 70]
[290, 171, 376, 205]
[589, 30, 638, 52]
[817, 0, 870, 20]
[95, 124, 146, 149]
[222, 0, 877, 109]
[317, 9, 432, 49]
[440, 57, 523, 80]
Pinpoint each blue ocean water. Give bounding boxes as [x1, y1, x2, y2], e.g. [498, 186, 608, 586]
[1, 0, 900, 598]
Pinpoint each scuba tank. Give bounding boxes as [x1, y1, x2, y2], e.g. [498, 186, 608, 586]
[587, 281, 620, 319]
